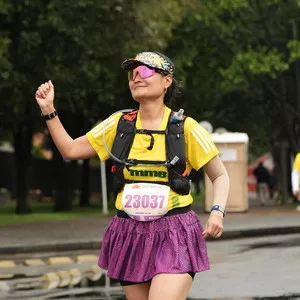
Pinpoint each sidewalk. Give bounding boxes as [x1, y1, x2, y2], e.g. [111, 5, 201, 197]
[0, 204, 299, 255]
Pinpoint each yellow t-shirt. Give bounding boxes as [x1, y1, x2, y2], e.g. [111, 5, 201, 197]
[86, 106, 219, 210]
[293, 153, 300, 171]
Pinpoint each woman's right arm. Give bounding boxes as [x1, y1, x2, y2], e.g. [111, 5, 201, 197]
[35, 80, 97, 160]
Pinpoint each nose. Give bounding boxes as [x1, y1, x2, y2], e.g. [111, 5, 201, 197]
[132, 71, 142, 82]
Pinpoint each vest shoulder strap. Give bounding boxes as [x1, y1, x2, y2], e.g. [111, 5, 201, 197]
[110, 110, 137, 163]
[166, 116, 186, 166]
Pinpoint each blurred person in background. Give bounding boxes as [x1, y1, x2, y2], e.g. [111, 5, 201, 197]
[291, 153, 300, 212]
[35, 51, 230, 300]
[253, 162, 270, 206]
[268, 166, 279, 204]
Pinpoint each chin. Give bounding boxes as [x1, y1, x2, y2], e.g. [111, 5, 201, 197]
[131, 92, 145, 102]
[132, 98, 141, 103]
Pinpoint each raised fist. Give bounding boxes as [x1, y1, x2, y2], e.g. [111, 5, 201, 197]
[35, 80, 55, 114]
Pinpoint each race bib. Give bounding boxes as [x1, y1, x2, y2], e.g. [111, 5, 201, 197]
[121, 183, 170, 221]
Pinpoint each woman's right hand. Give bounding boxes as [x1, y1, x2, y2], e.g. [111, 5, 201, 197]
[35, 80, 55, 114]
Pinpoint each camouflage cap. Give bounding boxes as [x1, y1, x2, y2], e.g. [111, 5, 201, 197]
[121, 51, 175, 75]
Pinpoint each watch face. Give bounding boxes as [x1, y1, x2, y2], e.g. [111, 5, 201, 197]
[211, 205, 225, 215]
[43, 111, 57, 120]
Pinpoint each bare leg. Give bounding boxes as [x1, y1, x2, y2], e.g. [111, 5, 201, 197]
[148, 273, 193, 300]
[122, 282, 151, 300]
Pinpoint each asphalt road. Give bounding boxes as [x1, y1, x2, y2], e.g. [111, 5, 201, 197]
[1, 234, 300, 299]
[189, 234, 300, 299]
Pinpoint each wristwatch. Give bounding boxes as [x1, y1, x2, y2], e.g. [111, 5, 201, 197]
[41, 110, 58, 120]
[210, 205, 226, 217]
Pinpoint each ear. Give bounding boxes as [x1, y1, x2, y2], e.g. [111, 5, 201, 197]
[164, 75, 173, 89]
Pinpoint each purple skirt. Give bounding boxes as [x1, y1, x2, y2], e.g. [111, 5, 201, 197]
[98, 210, 209, 282]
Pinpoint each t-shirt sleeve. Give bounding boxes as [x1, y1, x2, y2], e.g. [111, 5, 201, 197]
[293, 153, 300, 171]
[85, 112, 122, 161]
[184, 117, 219, 170]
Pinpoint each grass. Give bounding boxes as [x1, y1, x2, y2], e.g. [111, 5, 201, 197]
[0, 200, 113, 226]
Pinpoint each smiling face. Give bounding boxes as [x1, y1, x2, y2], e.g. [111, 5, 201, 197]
[128, 65, 172, 103]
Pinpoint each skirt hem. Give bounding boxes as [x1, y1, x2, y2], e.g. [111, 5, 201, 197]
[99, 265, 210, 282]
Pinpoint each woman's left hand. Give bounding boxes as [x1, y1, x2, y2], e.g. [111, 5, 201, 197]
[202, 212, 224, 239]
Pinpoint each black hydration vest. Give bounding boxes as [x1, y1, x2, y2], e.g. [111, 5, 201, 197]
[110, 110, 191, 195]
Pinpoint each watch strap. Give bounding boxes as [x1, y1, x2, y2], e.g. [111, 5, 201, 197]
[211, 205, 226, 217]
[41, 110, 58, 120]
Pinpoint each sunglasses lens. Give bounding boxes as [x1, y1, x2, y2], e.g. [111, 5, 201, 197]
[138, 66, 154, 79]
[128, 70, 134, 80]
[128, 66, 154, 81]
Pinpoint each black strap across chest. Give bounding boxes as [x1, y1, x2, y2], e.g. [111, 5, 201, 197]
[110, 110, 186, 167]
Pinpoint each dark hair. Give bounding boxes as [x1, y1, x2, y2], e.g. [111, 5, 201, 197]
[164, 76, 181, 105]
[153, 51, 181, 105]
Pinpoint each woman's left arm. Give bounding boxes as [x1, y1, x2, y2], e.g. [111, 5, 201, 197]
[202, 155, 230, 239]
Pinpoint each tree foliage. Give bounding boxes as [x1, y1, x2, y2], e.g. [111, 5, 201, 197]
[0, 0, 196, 213]
[3, 0, 300, 211]
[163, 0, 300, 201]
[165, 1, 300, 155]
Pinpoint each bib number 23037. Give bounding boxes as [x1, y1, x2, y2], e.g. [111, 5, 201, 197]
[121, 183, 170, 221]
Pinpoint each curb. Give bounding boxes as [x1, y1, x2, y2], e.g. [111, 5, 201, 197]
[0, 240, 101, 255]
[215, 226, 300, 241]
[1, 227, 300, 254]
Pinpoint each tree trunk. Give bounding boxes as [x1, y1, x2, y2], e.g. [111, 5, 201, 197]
[279, 140, 289, 204]
[13, 126, 33, 214]
[80, 159, 91, 207]
[52, 147, 72, 212]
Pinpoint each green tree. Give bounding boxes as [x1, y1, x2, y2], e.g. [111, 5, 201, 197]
[165, 0, 300, 202]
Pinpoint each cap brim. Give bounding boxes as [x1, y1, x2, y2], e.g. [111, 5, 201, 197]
[121, 59, 146, 71]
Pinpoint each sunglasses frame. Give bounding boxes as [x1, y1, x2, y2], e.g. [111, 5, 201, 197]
[128, 65, 167, 81]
